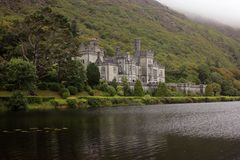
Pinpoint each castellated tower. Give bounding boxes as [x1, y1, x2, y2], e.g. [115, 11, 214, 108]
[134, 38, 141, 56]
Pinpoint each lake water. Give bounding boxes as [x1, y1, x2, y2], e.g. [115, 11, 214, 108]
[1, 102, 240, 160]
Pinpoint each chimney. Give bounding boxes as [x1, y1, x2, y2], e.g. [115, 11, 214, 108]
[134, 38, 141, 56]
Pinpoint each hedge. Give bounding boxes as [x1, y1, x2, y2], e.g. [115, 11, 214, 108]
[0, 96, 55, 104]
[78, 96, 240, 107]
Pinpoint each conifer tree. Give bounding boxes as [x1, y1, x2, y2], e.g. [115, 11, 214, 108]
[134, 80, 144, 96]
[87, 63, 100, 87]
[156, 82, 169, 97]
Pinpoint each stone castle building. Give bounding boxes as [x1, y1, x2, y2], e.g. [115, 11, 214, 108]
[76, 38, 165, 84]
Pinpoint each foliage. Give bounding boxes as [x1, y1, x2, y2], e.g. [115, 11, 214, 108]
[0, 59, 7, 89]
[110, 78, 118, 89]
[37, 82, 48, 90]
[48, 82, 61, 92]
[212, 83, 221, 96]
[7, 91, 28, 111]
[99, 81, 109, 92]
[122, 77, 131, 96]
[2, 7, 79, 81]
[221, 80, 238, 96]
[67, 86, 78, 95]
[156, 83, 169, 97]
[87, 63, 100, 87]
[59, 88, 70, 99]
[205, 84, 214, 96]
[63, 60, 86, 91]
[6, 58, 37, 90]
[134, 80, 144, 96]
[106, 86, 117, 96]
[116, 85, 124, 96]
[66, 98, 77, 109]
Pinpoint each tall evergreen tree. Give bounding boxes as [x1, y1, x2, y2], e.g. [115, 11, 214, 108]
[156, 82, 169, 97]
[122, 77, 131, 96]
[134, 80, 144, 96]
[63, 60, 86, 91]
[87, 63, 100, 87]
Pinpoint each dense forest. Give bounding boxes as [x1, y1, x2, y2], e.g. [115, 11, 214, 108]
[1, 0, 240, 96]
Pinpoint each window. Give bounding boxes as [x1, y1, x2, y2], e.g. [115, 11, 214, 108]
[159, 70, 163, 77]
[153, 69, 157, 79]
[101, 67, 105, 73]
[113, 67, 117, 74]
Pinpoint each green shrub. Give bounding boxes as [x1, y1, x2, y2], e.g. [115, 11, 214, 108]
[164, 97, 193, 104]
[89, 89, 94, 96]
[27, 96, 43, 104]
[50, 99, 67, 108]
[85, 85, 92, 92]
[50, 99, 59, 107]
[88, 98, 112, 107]
[99, 81, 109, 92]
[142, 95, 161, 105]
[42, 97, 55, 102]
[59, 88, 70, 99]
[49, 82, 61, 92]
[116, 86, 124, 96]
[37, 82, 48, 90]
[106, 86, 117, 96]
[7, 91, 28, 111]
[68, 86, 78, 95]
[66, 98, 77, 109]
[78, 99, 88, 108]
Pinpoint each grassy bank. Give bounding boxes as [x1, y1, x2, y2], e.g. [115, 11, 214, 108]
[1, 95, 240, 112]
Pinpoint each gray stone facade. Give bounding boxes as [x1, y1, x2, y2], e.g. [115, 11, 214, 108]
[76, 38, 165, 84]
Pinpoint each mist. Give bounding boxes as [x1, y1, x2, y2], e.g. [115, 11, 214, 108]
[156, 0, 240, 28]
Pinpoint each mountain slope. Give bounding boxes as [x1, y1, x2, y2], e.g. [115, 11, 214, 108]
[1, 0, 240, 82]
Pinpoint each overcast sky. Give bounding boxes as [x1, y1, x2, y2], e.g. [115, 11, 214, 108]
[157, 0, 240, 28]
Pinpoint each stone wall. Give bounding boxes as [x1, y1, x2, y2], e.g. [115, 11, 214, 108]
[129, 83, 206, 95]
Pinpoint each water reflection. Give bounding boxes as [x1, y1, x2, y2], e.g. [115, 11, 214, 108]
[1, 102, 240, 160]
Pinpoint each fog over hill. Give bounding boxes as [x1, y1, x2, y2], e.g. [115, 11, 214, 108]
[157, 0, 240, 28]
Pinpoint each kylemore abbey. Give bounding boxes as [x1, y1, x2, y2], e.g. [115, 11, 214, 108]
[76, 38, 165, 84]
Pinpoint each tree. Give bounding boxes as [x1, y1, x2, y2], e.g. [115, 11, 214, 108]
[110, 78, 118, 89]
[221, 80, 238, 96]
[7, 91, 28, 112]
[210, 72, 224, 84]
[198, 64, 210, 84]
[205, 84, 214, 96]
[212, 83, 221, 96]
[9, 7, 79, 81]
[7, 58, 37, 90]
[122, 77, 131, 96]
[134, 80, 144, 96]
[156, 82, 169, 97]
[87, 63, 100, 87]
[116, 85, 124, 96]
[63, 60, 86, 91]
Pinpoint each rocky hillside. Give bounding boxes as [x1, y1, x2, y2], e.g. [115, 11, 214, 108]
[1, 0, 240, 83]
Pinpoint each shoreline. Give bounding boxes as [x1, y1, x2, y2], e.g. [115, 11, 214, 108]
[1, 96, 240, 112]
